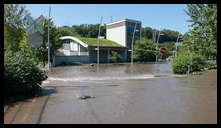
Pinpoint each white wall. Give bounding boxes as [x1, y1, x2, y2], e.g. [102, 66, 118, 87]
[57, 41, 88, 56]
[106, 26, 126, 47]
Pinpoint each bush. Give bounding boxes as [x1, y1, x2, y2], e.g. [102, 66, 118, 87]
[110, 51, 122, 63]
[4, 51, 48, 97]
[172, 53, 206, 74]
[134, 38, 156, 62]
[204, 61, 217, 70]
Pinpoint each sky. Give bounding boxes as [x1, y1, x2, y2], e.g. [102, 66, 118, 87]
[25, 4, 192, 34]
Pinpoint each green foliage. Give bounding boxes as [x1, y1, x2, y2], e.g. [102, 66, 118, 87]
[59, 24, 180, 43]
[159, 42, 175, 59]
[4, 51, 48, 97]
[4, 4, 28, 29]
[32, 19, 62, 66]
[141, 27, 153, 39]
[4, 4, 28, 53]
[79, 37, 124, 47]
[58, 26, 80, 37]
[71, 24, 106, 38]
[184, 4, 217, 59]
[172, 52, 206, 74]
[204, 61, 217, 70]
[110, 51, 122, 63]
[134, 38, 156, 62]
[159, 29, 180, 43]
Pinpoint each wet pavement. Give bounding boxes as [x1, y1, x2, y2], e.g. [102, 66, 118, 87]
[4, 62, 217, 124]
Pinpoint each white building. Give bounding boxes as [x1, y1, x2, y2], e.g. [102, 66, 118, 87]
[106, 19, 142, 61]
[54, 36, 126, 65]
[54, 19, 142, 65]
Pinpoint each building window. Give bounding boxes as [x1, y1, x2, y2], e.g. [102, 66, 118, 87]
[70, 42, 78, 51]
[63, 44, 70, 50]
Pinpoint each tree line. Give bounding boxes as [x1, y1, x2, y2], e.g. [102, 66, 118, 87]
[4, 4, 216, 65]
[58, 25, 181, 43]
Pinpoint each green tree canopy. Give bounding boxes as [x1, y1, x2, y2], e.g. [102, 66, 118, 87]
[134, 38, 157, 62]
[184, 4, 217, 59]
[4, 4, 28, 52]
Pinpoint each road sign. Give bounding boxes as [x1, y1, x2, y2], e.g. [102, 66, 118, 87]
[24, 14, 45, 48]
[24, 15, 45, 34]
[28, 32, 43, 48]
[160, 48, 168, 54]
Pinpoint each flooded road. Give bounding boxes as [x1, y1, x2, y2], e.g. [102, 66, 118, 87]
[4, 63, 217, 124]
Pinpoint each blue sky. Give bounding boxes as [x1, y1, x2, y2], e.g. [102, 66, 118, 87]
[25, 4, 192, 34]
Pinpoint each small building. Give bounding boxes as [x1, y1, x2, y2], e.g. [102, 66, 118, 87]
[54, 19, 142, 65]
[54, 36, 126, 65]
[106, 19, 142, 61]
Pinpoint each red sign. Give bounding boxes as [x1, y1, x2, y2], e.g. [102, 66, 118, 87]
[160, 48, 168, 54]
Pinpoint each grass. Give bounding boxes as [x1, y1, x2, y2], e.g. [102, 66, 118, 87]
[79, 37, 124, 47]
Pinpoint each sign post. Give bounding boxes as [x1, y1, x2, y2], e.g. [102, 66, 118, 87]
[48, 7, 51, 72]
[97, 16, 103, 72]
[24, 14, 45, 48]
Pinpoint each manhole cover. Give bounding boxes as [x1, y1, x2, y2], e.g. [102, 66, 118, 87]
[79, 95, 96, 100]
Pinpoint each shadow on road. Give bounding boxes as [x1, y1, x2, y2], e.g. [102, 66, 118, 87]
[4, 87, 58, 107]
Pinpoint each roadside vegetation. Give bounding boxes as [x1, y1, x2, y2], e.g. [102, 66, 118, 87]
[110, 51, 123, 63]
[172, 4, 217, 74]
[4, 4, 217, 100]
[4, 51, 47, 98]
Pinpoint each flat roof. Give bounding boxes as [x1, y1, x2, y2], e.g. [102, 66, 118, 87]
[106, 19, 142, 26]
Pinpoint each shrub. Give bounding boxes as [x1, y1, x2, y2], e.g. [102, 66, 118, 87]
[110, 51, 122, 63]
[204, 61, 217, 70]
[4, 51, 48, 97]
[172, 52, 206, 74]
[134, 38, 156, 62]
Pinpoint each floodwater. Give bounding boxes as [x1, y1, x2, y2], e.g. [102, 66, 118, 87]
[4, 62, 217, 124]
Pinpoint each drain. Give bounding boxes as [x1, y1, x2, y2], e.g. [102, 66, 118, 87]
[105, 85, 120, 87]
[79, 95, 96, 100]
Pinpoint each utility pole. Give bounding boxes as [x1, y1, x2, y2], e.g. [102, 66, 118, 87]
[140, 25, 142, 41]
[131, 22, 137, 66]
[155, 31, 160, 63]
[155, 30, 164, 63]
[175, 33, 180, 57]
[97, 16, 103, 72]
[48, 7, 51, 71]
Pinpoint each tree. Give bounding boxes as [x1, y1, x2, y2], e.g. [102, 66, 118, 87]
[58, 26, 80, 37]
[141, 27, 153, 39]
[110, 51, 122, 63]
[4, 4, 28, 52]
[134, 38, 157, 62]
[70, 24, 106, 38]
[159, 41, 176, 59]
[29, 19, 62, 66]
[159, 29, 180, 43]
[185, 4, 217, 59]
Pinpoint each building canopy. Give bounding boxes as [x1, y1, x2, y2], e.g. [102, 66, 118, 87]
[60, 36, 125, 48]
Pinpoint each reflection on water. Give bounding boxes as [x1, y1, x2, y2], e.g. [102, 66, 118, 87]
[4, 62, 216, 124]
[46, 62, 172, 82]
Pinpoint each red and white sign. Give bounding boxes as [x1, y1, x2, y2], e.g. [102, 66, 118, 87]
[160, 48, 168, 54]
